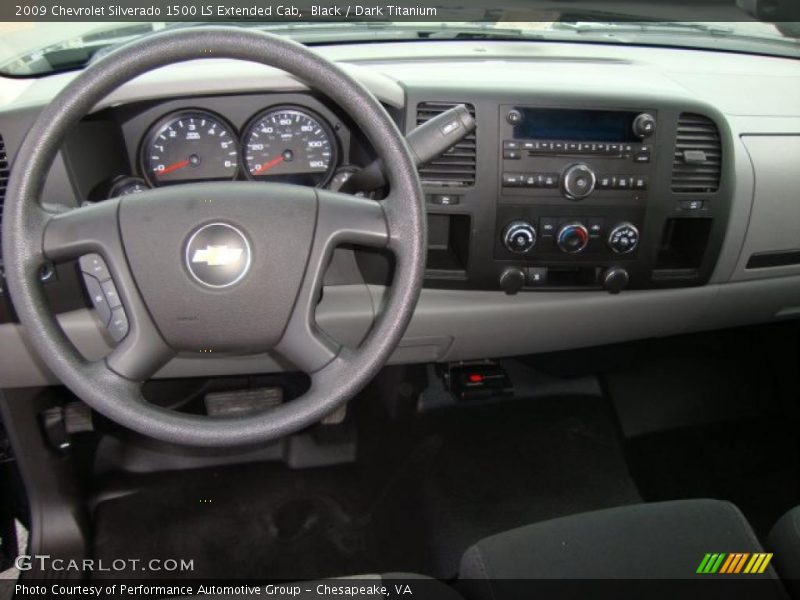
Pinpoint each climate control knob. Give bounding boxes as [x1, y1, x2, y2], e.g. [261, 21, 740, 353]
[562, 164, 596, 200]
[503, 221, 537, 254]
[557, 223, 590, 254]
[607, 223, 640, 254]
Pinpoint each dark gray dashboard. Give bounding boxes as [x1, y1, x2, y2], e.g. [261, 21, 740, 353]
[1, 40, 799, 387]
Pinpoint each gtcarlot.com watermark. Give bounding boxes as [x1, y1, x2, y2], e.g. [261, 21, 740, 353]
[15, 554, 194, 573]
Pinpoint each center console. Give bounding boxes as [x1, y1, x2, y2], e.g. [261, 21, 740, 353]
[495, 105, 657, 293]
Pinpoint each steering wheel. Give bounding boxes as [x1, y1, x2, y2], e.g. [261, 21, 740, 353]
[1, 27, 425, 447]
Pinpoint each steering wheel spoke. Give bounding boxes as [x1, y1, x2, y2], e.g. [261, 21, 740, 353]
[314, 189, 390, 250]
[272, 190, 389, 374]
[42, 198, 175, 381]
[42, 198, 121, 261]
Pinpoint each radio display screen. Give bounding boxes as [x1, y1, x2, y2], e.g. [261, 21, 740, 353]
[513, 108, 639, 142]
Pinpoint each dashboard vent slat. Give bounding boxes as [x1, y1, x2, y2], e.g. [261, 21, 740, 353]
[671, 113, 722, 193]
[0, 135, 8, 251]
[416, 101, 476, 187]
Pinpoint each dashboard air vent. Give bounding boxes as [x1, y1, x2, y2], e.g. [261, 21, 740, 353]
[0, 135, 7, 250]
[671, 113, 722, 193]
[416, 101, 476, 187]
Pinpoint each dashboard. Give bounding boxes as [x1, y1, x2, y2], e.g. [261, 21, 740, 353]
[1, 40, 799, 386]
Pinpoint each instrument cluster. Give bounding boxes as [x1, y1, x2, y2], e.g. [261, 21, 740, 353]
[111, 103, 351, 199]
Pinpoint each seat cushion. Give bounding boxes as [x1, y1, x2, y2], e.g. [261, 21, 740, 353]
[768, 507, 800, 597]
[459, 500, 787, 599]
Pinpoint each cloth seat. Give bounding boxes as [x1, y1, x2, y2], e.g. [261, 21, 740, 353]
[769, 506, 800, 598]
[459, 499, 789, 599]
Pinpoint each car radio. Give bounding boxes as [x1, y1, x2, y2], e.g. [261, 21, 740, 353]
[495, 105, 659, 292]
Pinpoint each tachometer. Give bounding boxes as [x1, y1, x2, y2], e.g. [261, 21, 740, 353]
[241, 107, 336, 187]
[141, 110, 239, 186]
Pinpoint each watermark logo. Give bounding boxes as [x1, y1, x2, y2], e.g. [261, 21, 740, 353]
[697, 553, 773, 574]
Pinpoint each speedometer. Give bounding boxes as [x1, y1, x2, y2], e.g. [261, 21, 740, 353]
[141, 110, 239, 186]
[241, 107, 336, 187]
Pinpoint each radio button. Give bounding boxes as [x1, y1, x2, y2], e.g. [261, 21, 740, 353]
[633, 176, 648, 190]
[567, 142, 580, 153]
[634, 145, 653, 163]
[608, 143, 622, 155]
[543, 173, 559, 188]
[503, 140, 520, 150]
[553, 141, 566, 153]
[597, 175, 613, 190]
[502, 172, 525, 187]
[614, 176, 632, 190]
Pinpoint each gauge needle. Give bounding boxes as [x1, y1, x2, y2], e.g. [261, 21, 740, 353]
[252, 155, 284, 175]
[156, 159, 190, 176]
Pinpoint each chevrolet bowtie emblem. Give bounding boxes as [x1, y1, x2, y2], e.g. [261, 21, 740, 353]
[191, 245, 244, 267]
[185, 223, 251, 288]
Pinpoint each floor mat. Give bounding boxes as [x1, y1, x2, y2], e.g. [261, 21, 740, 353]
[626, 417, 800, 540]
[401, 396, 641, 578]
[90, 395, 640, 580]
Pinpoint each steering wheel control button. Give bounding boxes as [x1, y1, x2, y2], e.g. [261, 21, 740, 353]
[83, 274, 112, 326]
[562, 164, 596, 200]
[108, 307, 129, 342]
[80, 253, 111, 281]
[101, 280, 121, 308]
[185, 222, 252, 289]
[608, 223, 640, 254]
[557, 223, 590, 254]
[503, 221, 537, 254]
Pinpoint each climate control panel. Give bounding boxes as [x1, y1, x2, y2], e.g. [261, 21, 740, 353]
[493, 203, 645, 292]
[495, 210, 642, 259]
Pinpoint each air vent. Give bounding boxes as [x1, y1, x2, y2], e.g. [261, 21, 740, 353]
[416, 101, 476, 187]
[671, 113, 722, 193]
[0, 135, 7, 250]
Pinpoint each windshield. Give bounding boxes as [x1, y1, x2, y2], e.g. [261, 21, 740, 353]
[1, 4, 799, 76]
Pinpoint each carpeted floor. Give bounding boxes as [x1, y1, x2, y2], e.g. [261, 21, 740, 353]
[90, 394, 640, 580]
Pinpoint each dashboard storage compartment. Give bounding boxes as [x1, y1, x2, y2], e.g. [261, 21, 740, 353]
[653, 217, 713, 279]
[426, 214, 470, 278]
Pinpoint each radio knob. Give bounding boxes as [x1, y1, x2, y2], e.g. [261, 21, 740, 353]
[503, 221, 537, 254]
[632, 113, 657, 138]
[562, 164, 596, 200]
[607, 222, 640, 254]
[506, 109, 523, 125]
[557, 223, 590, 254]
